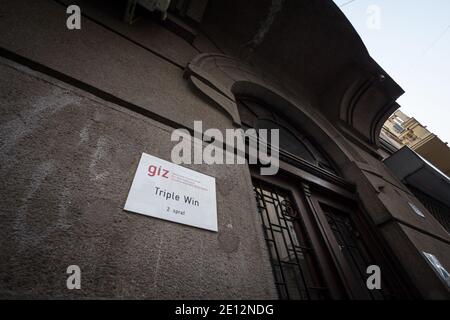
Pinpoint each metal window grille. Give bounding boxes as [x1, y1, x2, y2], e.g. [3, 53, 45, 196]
[253, 179, 329, 300]
[321, 206, 385, 300]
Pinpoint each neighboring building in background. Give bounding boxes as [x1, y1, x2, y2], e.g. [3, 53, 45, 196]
[381, 110, 450, 176]
[380, 110, 450, 234]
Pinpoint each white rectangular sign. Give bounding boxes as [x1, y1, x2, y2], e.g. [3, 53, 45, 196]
[124, 153, 218, 232]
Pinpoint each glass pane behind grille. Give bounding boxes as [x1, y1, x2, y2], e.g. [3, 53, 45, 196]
[253, 179, 328, 300]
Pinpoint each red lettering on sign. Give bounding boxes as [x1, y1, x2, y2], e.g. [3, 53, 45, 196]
[148, 165, 169, 178]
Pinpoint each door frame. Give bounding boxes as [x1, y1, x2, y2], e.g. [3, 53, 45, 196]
[251, 168, 350, 299]
[250, 161, 407, 299]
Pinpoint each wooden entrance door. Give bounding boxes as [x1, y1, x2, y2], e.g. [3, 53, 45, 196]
[252, 173, 389, 300]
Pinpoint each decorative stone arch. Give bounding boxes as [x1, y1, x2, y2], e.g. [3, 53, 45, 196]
[184, 53, 367, 178]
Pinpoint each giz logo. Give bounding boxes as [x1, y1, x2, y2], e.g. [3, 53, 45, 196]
[148, 164, 169, 178]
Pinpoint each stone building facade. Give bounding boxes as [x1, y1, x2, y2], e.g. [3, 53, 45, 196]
[381, 109, 450, 176]
[0, 0, 449, 299]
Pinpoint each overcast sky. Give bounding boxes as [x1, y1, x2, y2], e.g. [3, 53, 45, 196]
[334, 0, 450, 143]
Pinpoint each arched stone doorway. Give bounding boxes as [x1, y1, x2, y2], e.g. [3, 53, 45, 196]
[235, 95, 388, 299]
[185, 53, 416, 299]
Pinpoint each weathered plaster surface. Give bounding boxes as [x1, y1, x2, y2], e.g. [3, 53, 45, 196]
[0, 60, 277, 299]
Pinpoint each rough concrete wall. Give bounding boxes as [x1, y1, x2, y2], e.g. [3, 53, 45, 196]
[0, 59, 277, 299]
[0, 0, 231, 132]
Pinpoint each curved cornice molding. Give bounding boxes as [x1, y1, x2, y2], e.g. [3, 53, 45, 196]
[339, 68, 404, 147]
[198, 0, 404, 149]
